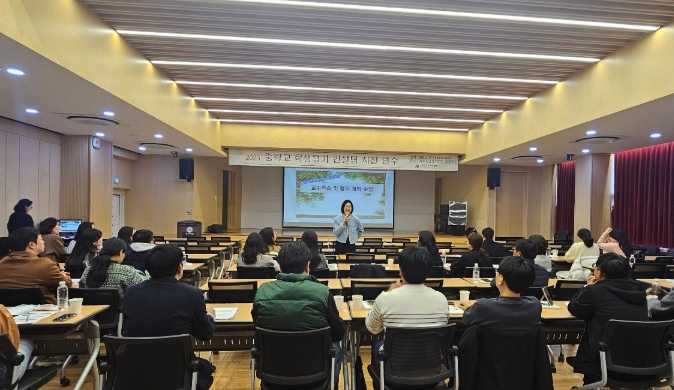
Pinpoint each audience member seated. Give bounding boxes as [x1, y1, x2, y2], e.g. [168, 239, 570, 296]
[529, 234, 552, 272]
[38, 217, 66, 263]
[121, 229, 155, 273]
[123, 244, 215, 390]
[301, 230, 328, 271]
[235, 232, 279, 272]
[66, 221, 94, 254]
[417, 230, 443, 266]
[492, 239, 549, 290]
[0, 227, 72, 303]
[564, 228, 599, 263]
[647, 287, 674, 320]
[252, 241, 345, 380]
[6, 199, 34, 235]
[481, 227, 510, 258]
[568, 252, 648, 385]
[80, 238, 146, 298]
[116, 226, 134, 250]
[597, 227, 634, 259]
[365, 246, 449, 368]
[450, 232, 492, 278]
[259, 226, 281, 255]
[0, 304, 34, 382]
[65, 228, 102, 278]
[463, 256, 541, 329]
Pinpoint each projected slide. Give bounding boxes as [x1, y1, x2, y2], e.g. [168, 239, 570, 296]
[283, 168, 394, 228]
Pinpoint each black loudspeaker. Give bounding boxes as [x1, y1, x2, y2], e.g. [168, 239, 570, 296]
[487, 167, 501, 189]
[179, 158, 194, 182]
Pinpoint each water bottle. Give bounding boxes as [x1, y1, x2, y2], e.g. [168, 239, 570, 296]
[57, 281, 69, 310]
[652, 278, 661, 297]
[472, 263, 480, 281]
[629, 254, 636, 268]
[441, 249, 447, 266]
[546, 247, 552, 257]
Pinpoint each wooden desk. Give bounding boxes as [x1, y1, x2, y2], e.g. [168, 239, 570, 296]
[337, 263, 399, 272]
[455, 300, 575, 320]
[639, 278, 674, 290]
[185, 254, 218, 262]
[202, 278, 343, 292]
[340, 278, 474, 291]
[465, 278, 560, 288]
[17, 305, 108, 329]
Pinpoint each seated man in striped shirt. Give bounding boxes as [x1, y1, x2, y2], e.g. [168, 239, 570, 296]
[365, 246, 450, 367]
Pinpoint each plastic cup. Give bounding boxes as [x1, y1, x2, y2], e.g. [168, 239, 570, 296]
[459, 290, 470, 302]
[552, 249, 559, 257]
[352, 294, 364, 308]
[387, 258, 394, 265]
[69, 298, 83, 314]
[334, 295, 346, 310]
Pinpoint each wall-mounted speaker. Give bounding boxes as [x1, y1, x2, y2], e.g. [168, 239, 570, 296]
[487, 167, 501, 189]
[179, 158, 194, 182]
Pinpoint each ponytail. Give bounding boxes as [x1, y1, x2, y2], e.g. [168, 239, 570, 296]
[577, 228, 594, 248]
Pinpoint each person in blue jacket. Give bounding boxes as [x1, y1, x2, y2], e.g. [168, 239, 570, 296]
[332, 199, 364, 255]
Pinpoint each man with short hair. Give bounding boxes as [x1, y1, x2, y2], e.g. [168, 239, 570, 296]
[252, 241, 345, 379]
[463, 256, 541, 329]
[490, 238, 548, 289]
[123, 244, 215, 390]
[365, 246, 450, 367]
[481, 227, 510, 258]
[121, 229, 155, 272]
[568, 253, 648, 385]
[0, 227, 71, 304]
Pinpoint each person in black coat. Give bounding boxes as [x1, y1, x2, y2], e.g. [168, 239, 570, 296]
[568, 253, 648, 385]
[6, 199, 34, 234]
[123, 244, 215, 390]
[480, 227, 511, 258]
[450, 233, 492, 278]
[417, 230, 443, 267]
[121, 229, 155, 272]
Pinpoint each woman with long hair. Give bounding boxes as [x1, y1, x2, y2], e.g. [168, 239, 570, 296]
[598, 228, 634, 259]
[417, 230, 442, 266]
[117, 226, 134, 249]
[560, 228, 601, 281]
[259, 227, 280, 255]
[38, 217, 66, 263]
[80, 238, 146, 297]
[450, 232, 492, 277]
[66, 222, 94, 254]
[6, 199, 34, 234]
[235, 232, 279, 271]
[332, 199, 364, 255]
[65, 228, 102, 278]
[300, 230, 328, 271]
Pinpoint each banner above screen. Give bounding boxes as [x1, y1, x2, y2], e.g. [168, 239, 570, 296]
[229, 148, 458, 171]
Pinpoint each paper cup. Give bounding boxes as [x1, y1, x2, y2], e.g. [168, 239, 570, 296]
[387, 258, 394, 265]
[334, 295, 346, 310]
[552, 249, 559, 257]
[459, 290, 470, 302]
[69, 298, 83, 314]
[352, 294, 363, 308]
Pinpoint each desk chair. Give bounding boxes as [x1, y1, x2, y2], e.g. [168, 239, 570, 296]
[349, 264, 387, 279]
[462, 267, 496, 279]
[553, 280, 585, 301]
[0, 335, 57, 390]
[522, 287, 544, 299]
[422, 279, 444, 292]
[275, 237, 294, 245]
[208, 281, 257, 303]
[402, 242, 417, 248]
[351, 281, 392, 301]
[368, 325, 457, 390]
[391, 238, 410, 243]
[665, 265, 674, 279]
[0, 237, 9, 258]
[58, 253, 69, 264]
[344, 254, 376, 263]
[632, 263, 667, 279]
[355, 247, 372, 253]
[374, 247, 398, 255]
[237, 266, 277, 279]
[654, 256, 674, 265]
[572, 320, 674, 390]
[427, 266, 447, 279]
[451, 248, 470, 255]
[0, 288, 45, 306]
[68, 288, 122, 336]
[310, 269, 330, 279]
[386, 253, 399, 264]
[101, 335, 199, 390]
[251, 327, 337, 390]
[363, 238, 383, 245]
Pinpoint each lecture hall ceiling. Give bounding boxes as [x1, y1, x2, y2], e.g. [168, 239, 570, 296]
[80, 0, 674, 132]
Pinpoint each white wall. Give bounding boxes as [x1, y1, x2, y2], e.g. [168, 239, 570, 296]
[240, 166, 434, 233]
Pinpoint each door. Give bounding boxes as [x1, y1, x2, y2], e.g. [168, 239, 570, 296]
[495, 172, 527, 237]
[111, 194, 121, 237]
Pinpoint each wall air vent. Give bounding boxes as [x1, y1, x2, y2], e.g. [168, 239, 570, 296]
[66, 115, 119, 126]
[139, 142, 176, 150]
[574, 136, 620, 144]
[511, 155, 544, 160]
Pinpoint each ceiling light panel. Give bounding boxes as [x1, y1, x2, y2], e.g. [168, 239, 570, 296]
[212, 109, 484, 123]
[219, 119, 468, 131]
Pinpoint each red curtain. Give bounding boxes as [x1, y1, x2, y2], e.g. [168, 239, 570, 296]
[555, 161, 575, 233]
[614, 142, 674, 248]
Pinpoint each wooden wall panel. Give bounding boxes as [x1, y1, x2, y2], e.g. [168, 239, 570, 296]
[38, 141, 51, 222]
[5, 133, 21, 231]
[60, 136, 90, 220]
[0, 131, 6, 235]
[19, 136, 40, 219]
[49, 143, 61, 219]
[89, 139, 113, 237]
[495, 172, 527, 237]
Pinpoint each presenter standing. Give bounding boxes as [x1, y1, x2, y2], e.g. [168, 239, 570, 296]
[333, 200, 364, 255]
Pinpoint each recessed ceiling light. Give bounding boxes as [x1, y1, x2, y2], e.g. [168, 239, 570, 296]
[176, 81, 528, 101]
[493, 158, 501, 162]
[218, 119, 468, 131]
[120, 30, 598, 62]
[650, 133, 662, 138]
[213, 109, 484, 123]
[95, 132, 105, 137]
[6, 68, 25, 76]
[204, 99, 502, 113]
[186, 148, 193, 152]
[153, 61, 558, 85]
[154, 134, 163, 139]
[221, 0, 659, 31]
[25, 108, 38, 114]
[582, 149, 590, 153]
[138, 146, 147, 151]
[586, 130, 597, 135]
[529, 147, 538, 152]
[103, 111, 115, 117]
[537, 159, 544, 163]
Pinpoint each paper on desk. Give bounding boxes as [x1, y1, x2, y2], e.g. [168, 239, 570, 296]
[33, 304, 59, 312]
[361, 301, 372, 310]
[449, 306, 464, 315]
[214, 307, 238, 320]
[8, 305, 35, 316]
[328, 263, 338, 271]
[541, 302, 561, 310]
[13, 311, 53, 324]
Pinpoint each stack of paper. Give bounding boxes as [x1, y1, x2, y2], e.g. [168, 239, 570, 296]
[449, 306, 465, 315]
[214, 307, 238, 320]
[8, 305, 35, 316]
[12, 311, 54, 325]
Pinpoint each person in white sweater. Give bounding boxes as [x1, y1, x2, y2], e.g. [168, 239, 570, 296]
[365, 246, 449, 368]
[564, 228, 600, 263]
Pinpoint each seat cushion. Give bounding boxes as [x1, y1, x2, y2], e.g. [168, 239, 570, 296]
[18, 368, 57, 390]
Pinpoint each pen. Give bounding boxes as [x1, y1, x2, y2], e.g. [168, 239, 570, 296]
[25, 314, 30, 323]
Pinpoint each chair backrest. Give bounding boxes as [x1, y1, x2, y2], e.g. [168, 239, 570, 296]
[387, 253, 399, 264]
[0, 287, 45, 306]
[451, 248, 470, 254]
[383, 325, 455, 386]
[275, 237, 294, 245]
[68, 288, 120, 331]
[209, 237, 231, 243]
[102, 334, 195, 390]
[554, 230, 571, 242]
[344, 253, 376, 263]
[422, 279, 444, 292]
[349, 264, 387, 278]
[602, 320, 674, 377]
[363, 238, 383, 244]
[254, 327, 333, 386]
[402, 241, 417, 248]
[665, 265, 674, 279]
[355, 247, 372, 253]
[654, 256, 674, 265]
[463, 267, 496, 278]
[521, 287, 544, 299]
[632, 263, 667, 279]
[153, 235, 165, 241]
[427, 266, 446, 279]
[375, 247, 399, 254]
[59, 253, 70, 263]
[0, 237, 9, 258]
[436, 242, 452, 250]
[490, 257, 505, 265]
[183, 246, 213, 254]
[208, 281, 257, 303]
[237, 266, 277, 279]
[392, 238, 411, 243]
[309, 268, 330, 278]
[554, 280, 586, 300]
[351, 280, 392, 300]
[0, 333, 19, 389]
[186, 237, 206, 242]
